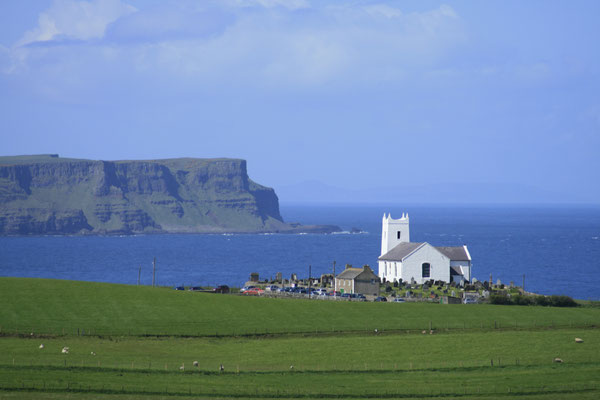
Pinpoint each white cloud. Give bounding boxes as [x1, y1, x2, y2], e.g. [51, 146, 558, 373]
[4, 1, 467, 101]
[17, 0, 136, 46]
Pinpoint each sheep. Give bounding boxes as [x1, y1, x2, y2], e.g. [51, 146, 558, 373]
[90, 351, 96, 356]
[553, 358, 563, 363]
[39, 344, 44, 349]
[61, 347, 69, 354]
[192, 361, 199, 367]
[575, 338, 584, 343]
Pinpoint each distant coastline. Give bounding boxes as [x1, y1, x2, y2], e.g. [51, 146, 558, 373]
[0, 155, 340, 236]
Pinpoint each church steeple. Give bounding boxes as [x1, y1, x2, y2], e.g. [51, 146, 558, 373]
[381, 212, 410, 256]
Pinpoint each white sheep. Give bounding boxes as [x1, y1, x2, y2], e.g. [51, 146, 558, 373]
[61, 347, 69, 354]
[39, 344, 44, 349]
[193, 361, 199, 367]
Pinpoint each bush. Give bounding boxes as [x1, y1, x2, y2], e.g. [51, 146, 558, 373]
[385, 286, 393, 293]
[549, 295, 578, 307]
[489, 293, 512, 305]
[512, 295, 533, 306]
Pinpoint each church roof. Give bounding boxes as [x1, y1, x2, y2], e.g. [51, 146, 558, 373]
[436, 246, 471, 261]
[378, 242, 425, 261]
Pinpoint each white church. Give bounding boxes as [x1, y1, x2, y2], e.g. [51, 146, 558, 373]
[378, 213, 472, 285]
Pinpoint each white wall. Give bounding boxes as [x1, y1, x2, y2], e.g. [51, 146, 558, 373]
[378, 260, 402, 282]
[401, 244, 450, 283]
[381, 213, 410, 255]
[450, 260, 471, 282]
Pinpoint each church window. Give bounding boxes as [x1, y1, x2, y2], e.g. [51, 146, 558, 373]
[422, 263, 431, 278]
[397, 231, 401, 239]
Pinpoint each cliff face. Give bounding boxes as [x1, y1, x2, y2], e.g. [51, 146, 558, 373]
[0, 155, 332, 235]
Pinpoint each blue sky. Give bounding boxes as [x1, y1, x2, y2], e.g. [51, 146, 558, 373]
[1, 0, 599, 203]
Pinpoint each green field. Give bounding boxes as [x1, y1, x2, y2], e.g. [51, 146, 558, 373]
[1, 278, 599, 399]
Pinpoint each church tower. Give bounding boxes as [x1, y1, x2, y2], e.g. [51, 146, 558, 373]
[381, 213, 410, 256]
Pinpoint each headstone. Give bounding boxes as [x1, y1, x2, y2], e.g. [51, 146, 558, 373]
[276, 272, 282, 283]
[291, 273, 297, 281]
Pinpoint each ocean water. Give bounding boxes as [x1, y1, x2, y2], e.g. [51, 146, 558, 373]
[0, 204, 599, 300]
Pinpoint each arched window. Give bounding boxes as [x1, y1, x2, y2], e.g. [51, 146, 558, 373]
[422, 263, 431, 278]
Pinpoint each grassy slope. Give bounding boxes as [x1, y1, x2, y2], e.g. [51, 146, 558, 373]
[1, 278, 599, 337]
[1, 277, 599, 399]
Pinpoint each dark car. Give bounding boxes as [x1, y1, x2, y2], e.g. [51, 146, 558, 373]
[173, 286, 185, 291]
[213, 285, 230, 294]
[374, 296, 387, 302]
[189, 286, 202, 291]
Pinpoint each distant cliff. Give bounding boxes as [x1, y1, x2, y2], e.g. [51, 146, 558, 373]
[0, 155, 340, 235]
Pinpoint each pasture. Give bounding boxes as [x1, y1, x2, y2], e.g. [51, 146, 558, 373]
[1, 278, 599, 399]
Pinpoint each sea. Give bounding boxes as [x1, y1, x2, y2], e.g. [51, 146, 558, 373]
[0, 204, 599, 300]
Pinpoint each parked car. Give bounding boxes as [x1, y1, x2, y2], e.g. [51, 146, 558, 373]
[173, 286, 185, 291]
[393, 297, 406, 303]
[463, 298, 477, 304]
[356, 294, 367, 301]
[328, 291, 341, 297]
[213, 285, 230, 294]
[374, 296, 387, 302]
[188, 286, 202, 291]
[265, 285, 279, 292]
[243, 288, 264, 296]
[240, 286, 258, 293]
[340, 293, 351, 298]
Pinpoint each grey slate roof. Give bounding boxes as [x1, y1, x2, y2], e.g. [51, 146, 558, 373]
[378, 242, 424, 261]
[336, 268, 364, 280]
[436, 246, 470, 261]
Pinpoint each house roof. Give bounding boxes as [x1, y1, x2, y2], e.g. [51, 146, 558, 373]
[336, 268, 364, 280]
[378, 242, 425, 261]
[336, 266, 379, 281]
[436, 246, 470, 261]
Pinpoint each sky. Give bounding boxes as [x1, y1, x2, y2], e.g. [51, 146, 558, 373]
[1, 0, 599, 203]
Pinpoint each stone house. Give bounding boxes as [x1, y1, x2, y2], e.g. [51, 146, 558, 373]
[335, 265, 380, 296]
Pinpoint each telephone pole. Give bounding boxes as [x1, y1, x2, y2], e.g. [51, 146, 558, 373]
[137, 265, 141, 285]
[152, 257, 156, 288]
[333, 260, 336, 292]
[308, 264, 312, 299]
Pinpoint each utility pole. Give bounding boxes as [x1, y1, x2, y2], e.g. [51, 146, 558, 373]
[522, 274, 525, 293]
[152, 257, 156, 288]
[333, 260, 336, 292]
[308, 264, 312, 299]
[138, 265, 141, 286]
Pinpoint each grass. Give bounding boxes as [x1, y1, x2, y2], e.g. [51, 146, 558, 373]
[1, 278, 599, 337]
[1, 277, 599, 399]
